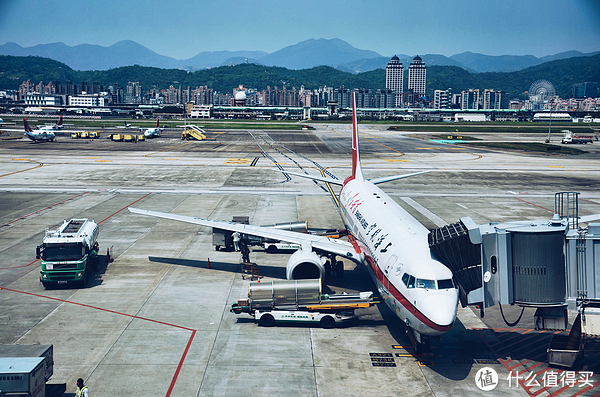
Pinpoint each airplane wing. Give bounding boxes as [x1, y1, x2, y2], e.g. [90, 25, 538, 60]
[580, 213, 600, 223]
[280, 170, 430, 186]
[128, 207, 359, 260]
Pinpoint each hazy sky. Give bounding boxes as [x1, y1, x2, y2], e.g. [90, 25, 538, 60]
[1, 0, 599, 59]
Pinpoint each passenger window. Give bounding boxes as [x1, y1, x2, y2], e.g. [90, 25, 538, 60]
[437, 279, 454, 289]
[416, 279, 436, 289]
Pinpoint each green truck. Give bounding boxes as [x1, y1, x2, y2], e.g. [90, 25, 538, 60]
[37, 218, 99, 288]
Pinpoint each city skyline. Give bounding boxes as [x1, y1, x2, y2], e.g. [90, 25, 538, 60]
[0, 0, 599, 60]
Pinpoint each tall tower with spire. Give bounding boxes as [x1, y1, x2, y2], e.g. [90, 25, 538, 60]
[386, 55, 403, 107]
[408, 55, 426, 96]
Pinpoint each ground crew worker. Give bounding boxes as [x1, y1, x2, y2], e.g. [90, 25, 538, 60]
[232, 232, 241, 251]
[239, 238, 250, 263]
[76, 378, 89, 397]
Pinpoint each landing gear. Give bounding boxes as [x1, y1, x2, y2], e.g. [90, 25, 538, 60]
[323, 255, 344, 279]
[414, 337, 431, 355]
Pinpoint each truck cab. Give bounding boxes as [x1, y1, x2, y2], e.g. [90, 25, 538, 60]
[38, 219, 99, 288]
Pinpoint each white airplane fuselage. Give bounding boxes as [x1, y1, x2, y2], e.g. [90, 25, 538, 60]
[339, 178, 458, 337]
[24, 130, 55, 142]
[144, 128, 160, 138]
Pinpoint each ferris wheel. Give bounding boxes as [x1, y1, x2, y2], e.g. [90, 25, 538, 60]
[529, 79, 556, 102]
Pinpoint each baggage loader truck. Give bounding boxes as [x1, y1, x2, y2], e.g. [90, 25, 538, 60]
[231, 279, 375, 328]
[37, 219, 99, 288]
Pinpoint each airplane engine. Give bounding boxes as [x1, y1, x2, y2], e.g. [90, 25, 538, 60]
[286, 250, 325, 280]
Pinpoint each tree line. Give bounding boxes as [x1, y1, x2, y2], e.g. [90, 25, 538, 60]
[1, 54, 598, 99]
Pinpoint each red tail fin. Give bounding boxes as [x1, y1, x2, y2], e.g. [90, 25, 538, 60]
[155, 117, 159, 128]
[23, 118, 33, 132]
[57, 115, 63, 126]
[351, 92, 364, 181]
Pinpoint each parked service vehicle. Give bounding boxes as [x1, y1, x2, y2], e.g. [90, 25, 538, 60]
[0, 344, 65, 397]
[37, 219, 99, 288]
[263, 241, 301, 253]
[231, 279, 375, 328]
[561, 130, 593, 144]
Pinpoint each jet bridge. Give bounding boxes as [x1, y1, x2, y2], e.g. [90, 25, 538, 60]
[429, 192, 600, 336]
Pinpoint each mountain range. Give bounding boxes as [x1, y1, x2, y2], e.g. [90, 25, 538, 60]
[1, 38, 598, 74]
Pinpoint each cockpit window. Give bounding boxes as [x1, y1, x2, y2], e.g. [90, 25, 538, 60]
[416, 279, 436, 289]
[402, 273, 415, 289]
[438, 279, 455, 289]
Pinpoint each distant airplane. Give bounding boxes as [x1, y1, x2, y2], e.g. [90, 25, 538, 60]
[38, 115, 64, 132]
[143, 117, 161, 138]
[23, 118, 55, 142]
[129, 93, 459, 348]
[124, 121, 133, 128]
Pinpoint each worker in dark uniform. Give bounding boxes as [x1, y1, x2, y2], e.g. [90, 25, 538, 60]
[239, 237, 250, 263]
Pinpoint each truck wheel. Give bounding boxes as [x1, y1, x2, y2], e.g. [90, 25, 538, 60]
[215, 245, 220, 251]
[259, 314, 275, 327]
[266, 245, 277, 253]
[320, 316, 335, 329]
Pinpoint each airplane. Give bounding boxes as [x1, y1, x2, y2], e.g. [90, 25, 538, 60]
[128, 92, 459, 347]
[34, 115, 65, 132]
[23, 118, 55, 142]
[142, 117, 161, 138]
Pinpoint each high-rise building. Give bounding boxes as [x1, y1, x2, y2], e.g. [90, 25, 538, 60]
[433, 89, 452, 109]
[461, 89, 480, 110]
[572, 82, 598, 99]
[408, 56, 426, 96]
[386, 55, 404, 107]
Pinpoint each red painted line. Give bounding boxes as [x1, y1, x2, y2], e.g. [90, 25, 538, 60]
[514, 197, 554, 213]
[497, 328, 533, 346]
[570, 385, 599, 397]
[1, 192, 88, 228]
[1, 258, 40, 270]
[0, 287, 193, 331]
[500, 332, 544, 351]
[507, 359, 530, 371]
[165, 330, 196, 397]
[1, 287, 195, 397]
[98, 193, 151, 224]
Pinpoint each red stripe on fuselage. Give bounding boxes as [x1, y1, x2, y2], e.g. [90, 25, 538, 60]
[354, 234, 453, 333]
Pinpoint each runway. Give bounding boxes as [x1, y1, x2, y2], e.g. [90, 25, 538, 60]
[1, 124, 599, 396]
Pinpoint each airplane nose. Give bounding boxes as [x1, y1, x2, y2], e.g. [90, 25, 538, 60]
[419, 293, 458, 327]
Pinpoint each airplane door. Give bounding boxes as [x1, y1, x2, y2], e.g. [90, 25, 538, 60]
[383, 255, 398, 290]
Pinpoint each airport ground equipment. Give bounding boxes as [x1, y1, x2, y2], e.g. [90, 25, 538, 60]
[0, 344, 65, 397]
[231, 279, 375, 328]
[37, 219, 99, 288]
[123, 134, 135, 142]
[428, 192, 600, 367]
[181, 125, 207, 141]
[110, 133, 123, 142]
[89, 131, 99, 139]
[213, 218, 307, 251]
[561, 130, 593, 144]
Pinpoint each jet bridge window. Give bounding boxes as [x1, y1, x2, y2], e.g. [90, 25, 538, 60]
[402, 273, 415, 289]
[416, 278, 436, 289]
[437, 278, 455, 289]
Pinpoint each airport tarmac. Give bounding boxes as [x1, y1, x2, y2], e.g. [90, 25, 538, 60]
[1, 124, 600, 396]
